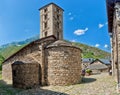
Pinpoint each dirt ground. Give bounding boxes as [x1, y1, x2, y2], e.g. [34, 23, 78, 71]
[0, 73, 119, 95]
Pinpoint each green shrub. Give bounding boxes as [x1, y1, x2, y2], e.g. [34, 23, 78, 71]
[0, 54, 5, 70]
[86, 69, 92, 73]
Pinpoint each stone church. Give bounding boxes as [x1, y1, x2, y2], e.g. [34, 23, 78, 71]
[2, 3, 82, 89]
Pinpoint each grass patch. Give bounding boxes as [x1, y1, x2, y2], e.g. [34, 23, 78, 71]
[0, 71, 24, 95]
[0, 71, 2, 79]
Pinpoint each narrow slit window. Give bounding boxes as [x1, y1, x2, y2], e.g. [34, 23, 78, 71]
[44, 14, 48, 20]
[57, 15, 59, 20]
[44, 22, 47, 29]
[44, 8, 48, 13]
[45, 31, 47, 37]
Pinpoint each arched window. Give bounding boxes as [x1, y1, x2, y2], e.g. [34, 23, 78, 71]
[57, 22, 59, 29]
[44, 8, 48, 13]
[44, 14, 48, 20]
[57, 32, 59, 39]
[57, 15, 59, 20]
[45, 31, 47, 37]
[44, 22, 47, 29]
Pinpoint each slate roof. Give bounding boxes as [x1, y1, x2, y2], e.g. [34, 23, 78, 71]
[82, 58, 94, 63]
[99, 59, 111, 65]
[46, 40, 82, 51]
[87, 63, 108, 70]
[46, 40, 72, 47]
[39, 2, 64, 11]
[87, 59, 110, 70]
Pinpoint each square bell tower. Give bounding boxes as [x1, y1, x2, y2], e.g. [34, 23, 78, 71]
[39, 3, 64, 40]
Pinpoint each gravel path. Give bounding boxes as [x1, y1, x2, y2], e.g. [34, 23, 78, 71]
[17, 73, 119, 95]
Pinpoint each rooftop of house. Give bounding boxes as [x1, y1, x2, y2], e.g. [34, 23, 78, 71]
[82, 58, 111, 65]
[82, 58, 94, 63]
[39, 2, 64, 11]
[90, 59, 111, 65]
[87, 63, 108, 70]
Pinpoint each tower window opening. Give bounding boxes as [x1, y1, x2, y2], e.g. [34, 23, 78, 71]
[45, 31, 47, 37]
[44, 8, 48, 13]
[57, 22, 59, 29]
[56, 8, 59, 13]
[57, 15, 59, 20]
[44, 14, 48, 20]
[57, 32, 59, 39]
[44, 22, 47, 29]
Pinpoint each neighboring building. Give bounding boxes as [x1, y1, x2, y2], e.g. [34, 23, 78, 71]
[106, 0, 120, 91]
[2, 3, 82, 89]
[87, 59, 109, 74]
[99, 59, 111, 68]
[82, 58, 93, 69]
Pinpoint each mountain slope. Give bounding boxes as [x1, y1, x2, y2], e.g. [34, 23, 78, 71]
[72, 42, 110, 59]
[0, 36, 110, 60]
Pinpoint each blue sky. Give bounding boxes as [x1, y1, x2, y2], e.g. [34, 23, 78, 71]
[0, 0, 110, 52]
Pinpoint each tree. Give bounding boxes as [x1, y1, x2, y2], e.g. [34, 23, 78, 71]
[0, 54, 5, 70]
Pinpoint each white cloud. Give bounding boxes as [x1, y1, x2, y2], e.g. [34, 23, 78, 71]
[74, 28, 88, 36]
[68, 12, 72, 16]
[71, 39, 76, 42]
[99, 24, 104, 28]
[16, 44, 21, 46]
[104, 44, 109, 48]
[69, 17, 74, 20]
[95, 44, 100, 47]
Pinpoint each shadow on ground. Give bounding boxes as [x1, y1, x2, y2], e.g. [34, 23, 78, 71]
[81, 77, 97, 84]
[0, 80, 68, 95]
[0, 80, 23, 95]
[17, 89, 69, 95]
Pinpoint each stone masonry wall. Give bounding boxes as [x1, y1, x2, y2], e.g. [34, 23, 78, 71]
[2, 43, 41, 84]
[45, 46, 82, 86]
[12, 63, 40, 89]
[2, 37, 56, 84]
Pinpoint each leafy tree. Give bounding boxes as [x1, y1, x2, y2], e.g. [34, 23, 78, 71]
[0, 54, 5, 70]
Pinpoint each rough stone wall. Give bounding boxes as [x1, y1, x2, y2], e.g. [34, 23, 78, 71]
[45, 46, 82, 86]
[2, 43, 41, 84]
[116, 24, 120, 82]
[2, 37, 56, 84]
[2, 64, 12, 84]
[112, 3, 120, 84]
[112, 30, 118, 81]
[12, 63, 40, 89]
[40, 4, 63, 40]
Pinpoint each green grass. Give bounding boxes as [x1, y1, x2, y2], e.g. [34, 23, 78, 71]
[0, 71, 24, 95]
[72, 42, 111, 59]
[0, 44, 26, 59]
[0, 71, 2, 79]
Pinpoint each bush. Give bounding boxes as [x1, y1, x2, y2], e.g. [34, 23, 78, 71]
[86, 69, 92, 73]
[0, 54, 5, 70]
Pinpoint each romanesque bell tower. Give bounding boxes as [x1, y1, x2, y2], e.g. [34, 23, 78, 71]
[39, 3, 64, 40]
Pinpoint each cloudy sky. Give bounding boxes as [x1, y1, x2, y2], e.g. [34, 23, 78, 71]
[0, 0, 110, 52]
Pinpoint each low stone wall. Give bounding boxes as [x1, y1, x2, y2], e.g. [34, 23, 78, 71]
[12, 62, 40, 89]
[2, 64, 12, 84]
[46, 46, 82, 86]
